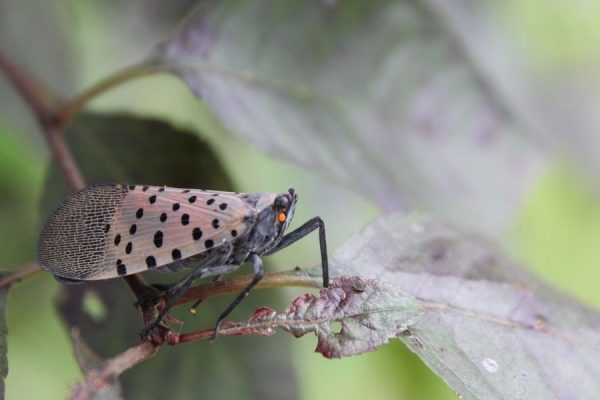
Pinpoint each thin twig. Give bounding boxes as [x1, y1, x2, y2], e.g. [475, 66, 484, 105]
[168, 309, 280, 345]
[176, 268, 322, 306]
[53, 63, 171, 127]
[0, 262, 43, 288]
[0, 52, 54, 121]
[44, 125, 86, 191]
[71, 328, 157, 399]
[99, 341, 157, 378]
[0, 50, 85, 191]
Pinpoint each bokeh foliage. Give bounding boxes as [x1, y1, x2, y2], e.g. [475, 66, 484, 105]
[2, 1, 600, 399]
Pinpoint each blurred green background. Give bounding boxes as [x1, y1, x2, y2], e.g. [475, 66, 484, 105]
[2, 1, 600, 399]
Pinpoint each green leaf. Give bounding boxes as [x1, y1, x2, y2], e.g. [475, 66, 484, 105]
[43, 113, 299, 400]
[288, 213, 600, 399]
[156, 0, 547, 234]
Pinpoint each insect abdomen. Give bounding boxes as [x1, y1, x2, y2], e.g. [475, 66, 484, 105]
[37, 184, 127, 281]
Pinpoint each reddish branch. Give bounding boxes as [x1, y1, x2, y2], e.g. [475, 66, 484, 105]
[71, 335, 157, 400]
[0, 51, 85, 191]
[42, 125, 86, 191]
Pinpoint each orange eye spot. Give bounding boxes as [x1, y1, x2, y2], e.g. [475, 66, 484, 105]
[278, 212, 287, 223]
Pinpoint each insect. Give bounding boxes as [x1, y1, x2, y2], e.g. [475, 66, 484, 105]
[37, 184, 329, 338]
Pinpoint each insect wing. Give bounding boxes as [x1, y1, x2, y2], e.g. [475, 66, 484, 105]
[37, 184, 252, 281]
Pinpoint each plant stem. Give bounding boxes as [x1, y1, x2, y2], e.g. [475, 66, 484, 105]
[53, 63, 171, 127]
[176, 268, 323, 306]
[71, 329, 157, 399]
[0, 51, 85, 191]
[45, 125, 86, 191]
[0, 262, 43, 288]
[0, 52, 54, 121]
[101, 341, 157, 378]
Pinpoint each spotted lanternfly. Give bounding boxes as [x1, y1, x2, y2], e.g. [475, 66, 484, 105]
[37, 184, 329, 337]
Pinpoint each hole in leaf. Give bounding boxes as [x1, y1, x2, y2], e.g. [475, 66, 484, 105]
[83, 290, 106, 322]
[331, 321, 343, 334]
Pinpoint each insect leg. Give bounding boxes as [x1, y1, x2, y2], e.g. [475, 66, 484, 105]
[167, 250, 231, 296]
[266, 216, 329, 288]
[140, 244, 232, 337]
[212, 253, 264, 341]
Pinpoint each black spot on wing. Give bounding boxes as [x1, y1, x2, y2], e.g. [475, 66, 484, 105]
[146, 256, 157, 268]
[154, 231, 163, 248]
[192, 227, 202, 241]
[172, 249, 181, 260]
[117, 263, 127, 276]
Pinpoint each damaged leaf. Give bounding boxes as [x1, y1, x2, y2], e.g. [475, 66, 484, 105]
[261, 214, 600, 399]
[284, 277, 421, 358]
[335, 214, 600, 399]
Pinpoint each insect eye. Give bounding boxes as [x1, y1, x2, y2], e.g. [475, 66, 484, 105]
[274, 195, 289, 210]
